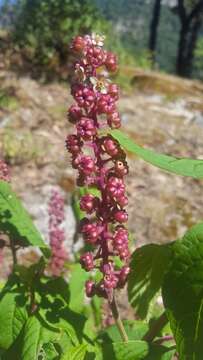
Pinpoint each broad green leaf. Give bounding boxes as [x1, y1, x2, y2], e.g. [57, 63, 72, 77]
[36, 277, 83, 346]
[61, 344, 87, 360]
[83, 296, 103, 340]
[98, 323, 175, 360]
[38, 310, 77, 354]
[69, 264, 88, 312]
[21, 316, 41, 360]
[71, 190, 85, 223]
[91, 295, 102, 328]
[111, 130, 203, 179]
[0, 181, 48, 251]
[102, 340, 149, 360]
[128, 244, 172, 319]
[41, 342, 58, 359]
[37, 276, 70, 305]
[0, 292, 27, 350]
[162, 222, 203, 359]
[145, 344, 176, 360]
[54, 330, 73, 356]
[21, 316, 59, 360]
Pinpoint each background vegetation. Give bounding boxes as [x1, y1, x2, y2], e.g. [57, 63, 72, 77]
[0, 0, 203, 80]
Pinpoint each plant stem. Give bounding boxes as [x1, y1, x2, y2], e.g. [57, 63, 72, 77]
[10, 238, 17, 268]
[109, 294, 129, 342]
[143, 311, 168, 342]
[153, 335, 174, 345]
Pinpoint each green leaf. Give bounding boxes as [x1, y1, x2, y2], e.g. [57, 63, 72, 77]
[0, 181, 48, 251]
[21, 316, 41, 360]
[36, 276, 86, 346]
[98, 322, 175, 360]
[71, 191, 85, 223]
[0, 292, 27, 350]
[41, 342, 58, 359]
[98, 320, 149, 343]
[69, 264, 88, 312]
[162, 222, 203, 359]
[61, 344, 87, 360]
[111, 130, 203, 179]
[145, 344, 176, 360]
[128, 244, 172, 319]
[21, 316, 59, 360]
[102, 340, 149, 360]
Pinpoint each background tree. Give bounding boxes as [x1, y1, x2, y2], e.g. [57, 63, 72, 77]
[194, 37, 203, 78]
[148, 0, 162, 64]
[175, 0, 203, 77]
[0, 0, 109, 77]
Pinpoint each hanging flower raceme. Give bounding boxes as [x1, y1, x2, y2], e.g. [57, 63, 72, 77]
[0, 160, 10, 268]
[67, 34, 130, 300]
[0, 160, 10, 183]
[48, 189, 68, 276]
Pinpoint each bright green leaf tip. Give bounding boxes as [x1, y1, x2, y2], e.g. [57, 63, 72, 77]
[111, 129, 203, 179]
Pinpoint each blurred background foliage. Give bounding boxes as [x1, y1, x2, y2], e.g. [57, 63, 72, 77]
[0, 0, 202, 80]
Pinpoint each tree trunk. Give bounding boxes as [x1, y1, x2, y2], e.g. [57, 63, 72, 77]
[176, 0, 203, 77]
[148, 0, 162, 63]
[176, 21, 189, 76]
[184, 15, 202, 77]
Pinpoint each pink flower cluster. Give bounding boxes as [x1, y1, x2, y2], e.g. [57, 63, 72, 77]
[67, 34, 130, 300]
[48, 189, 68, 276]
[0, 160, 10, 182]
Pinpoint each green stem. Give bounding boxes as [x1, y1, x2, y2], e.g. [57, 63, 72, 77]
[143, 311, 168, 342]
[109, 295, 129, 342]
[10, 238, 17, 269]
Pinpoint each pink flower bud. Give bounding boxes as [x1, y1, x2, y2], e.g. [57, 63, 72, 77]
[77, 117, 96, 140]
[66, 134, 83, 155]
[102, 137, 119, 157]
[80, 218, 102, 244]
[117, 194, 128, 208]
[107, 176, 125, 199]
[80, 194, 98, 214]
[105, 52, 118, 72]
[78, 155, 95, 175]
[72, 85, 95, 109]
[68, 104, 83, 123]
[117, 265, 130, 288]
[85, 280, 95, 297]
[107, 111, 121, 129]
[80, 252, 94, 271]
[71, 36, 86, 53]
[113, 210, 128, 223]
[86, 46, 106, 67]
[97, 94, 115, 114]
[108, 83, 119, 100]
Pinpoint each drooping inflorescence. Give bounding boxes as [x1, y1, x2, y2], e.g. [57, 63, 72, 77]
[48, 189, 68, 276]
[0, 160, 10, 183]
[66, 34, 130, 300]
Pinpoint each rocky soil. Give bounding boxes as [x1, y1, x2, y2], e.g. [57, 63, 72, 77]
[1, 68, 203, 260]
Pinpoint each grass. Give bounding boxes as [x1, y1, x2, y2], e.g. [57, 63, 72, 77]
[0, 89, 19, 111]
[2, 128, 41, 165]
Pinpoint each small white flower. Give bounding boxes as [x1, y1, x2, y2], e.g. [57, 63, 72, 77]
[75, 64, 86, 82]
[90, 76, 108, 93]
[91, 33, 105, 47]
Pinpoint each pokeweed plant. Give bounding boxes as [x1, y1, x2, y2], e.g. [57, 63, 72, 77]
[0, 34, 203, 360]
